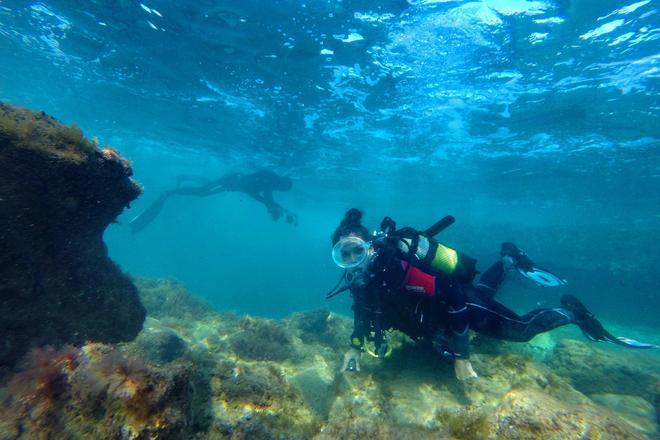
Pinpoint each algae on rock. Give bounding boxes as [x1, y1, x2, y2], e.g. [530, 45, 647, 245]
[0, 103, 145, 367]
[2, 276, 657, 439]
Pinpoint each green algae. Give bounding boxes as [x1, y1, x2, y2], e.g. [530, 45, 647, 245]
[437, 408, 491, 440]
[0, 102, 95, 158]
[230, 316, 297, 362]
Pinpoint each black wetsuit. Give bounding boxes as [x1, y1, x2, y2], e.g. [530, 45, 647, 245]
[129, 170, 297, 233]
[169, 171, 292, 221]
[350, 255, 575, 358]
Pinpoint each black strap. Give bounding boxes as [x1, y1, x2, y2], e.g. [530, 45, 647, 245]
[325, 272, 349, 299]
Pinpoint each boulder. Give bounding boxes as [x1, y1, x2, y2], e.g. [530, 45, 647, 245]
[0, 103, 145, 366]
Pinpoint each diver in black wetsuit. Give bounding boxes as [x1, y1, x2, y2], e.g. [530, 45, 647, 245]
[328, 209, 657, 381]
[128, 170, 298, 233]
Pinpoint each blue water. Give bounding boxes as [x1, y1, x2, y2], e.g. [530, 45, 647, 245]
[1, 1, 658, 327]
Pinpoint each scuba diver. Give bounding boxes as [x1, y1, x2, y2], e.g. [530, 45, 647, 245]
[328, 209, 658, 381]
[128, 170, 298, 233]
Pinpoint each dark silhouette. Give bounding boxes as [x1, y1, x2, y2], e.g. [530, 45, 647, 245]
[129, 170, 297, 233]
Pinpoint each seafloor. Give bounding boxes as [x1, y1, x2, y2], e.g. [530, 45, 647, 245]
[1, 277, 657, 440]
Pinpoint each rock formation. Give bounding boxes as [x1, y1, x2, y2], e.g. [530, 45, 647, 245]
[1, 277, 657, 438]
[0, 103, 145, 366]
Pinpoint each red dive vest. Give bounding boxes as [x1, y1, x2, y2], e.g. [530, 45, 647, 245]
[400, 261, 436, 297]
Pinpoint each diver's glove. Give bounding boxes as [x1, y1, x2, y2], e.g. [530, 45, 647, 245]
[284, 211, 298, 226]
[342, 347, 362, 372]
[500, 242, 534, 271]
[454, 359, 478, 381]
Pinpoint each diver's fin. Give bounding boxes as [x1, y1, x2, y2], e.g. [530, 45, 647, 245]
[501, 242, 566, 287]
[562, 294, 610, 342]
[561, 294, 659, 349]
[517, 266, 567, 287]
[610, 336, 659, 349]
[128, 193, 169, 234]
[591, 328, 659, 349]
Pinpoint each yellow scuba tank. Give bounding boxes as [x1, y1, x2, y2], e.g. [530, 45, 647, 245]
[388, 216, 477, 282]
[414, 235, 477, 282]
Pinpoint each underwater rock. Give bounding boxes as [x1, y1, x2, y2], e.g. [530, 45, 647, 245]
[6, 276, 644, 439]
[138, 279, 659, 438]
[0, 343, 203, 439]
[0, 103, 145, 367]
[209, 360, 319, 439]
[135, 327, 188, 364]
[134, 277, 217, 321]
[590, 393, 656, 436]
[548, 339, 659, 402]
[289, 365, 335, 418]
[288, 309, 347, 348]
[491, 387, 648, 440]
[216, 362, 290, 407]
[316, 416, 440, 440]
[230, 316, 298, 362]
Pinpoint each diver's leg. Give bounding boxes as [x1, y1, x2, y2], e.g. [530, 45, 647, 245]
[128, 191, 173, 234]
[463, 290, 657, 349]
[176, 175, 210, 188]
[165, 185, 217, 197]
[475, 242, 532, 297]
[256, 192, 285, 221]
[475, 261, 507, 297]
[559, 294, 612, 342]
[128, 184, 220, 234]
[435, 279, 470, 358]
[464, 289, 573, 342]
[562, 294, 659, 348]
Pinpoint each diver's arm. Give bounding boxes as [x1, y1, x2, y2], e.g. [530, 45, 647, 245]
[341, 289, 370, 372]
[258, 192, 287, 221]
[245, 190, 267, 203]
[349, 288, 370, 350]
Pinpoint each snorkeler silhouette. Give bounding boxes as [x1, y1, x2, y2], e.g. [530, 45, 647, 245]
[128, 170, 297, 233]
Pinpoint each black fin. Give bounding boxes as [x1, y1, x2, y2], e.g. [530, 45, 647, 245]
[561, 294, 659, 349]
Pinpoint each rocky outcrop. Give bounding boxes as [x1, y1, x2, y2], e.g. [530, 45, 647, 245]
[0, 103, 145, 366]
[1, 278, 657, 438]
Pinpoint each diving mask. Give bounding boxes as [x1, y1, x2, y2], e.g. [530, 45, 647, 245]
[331, 236, 371, 269]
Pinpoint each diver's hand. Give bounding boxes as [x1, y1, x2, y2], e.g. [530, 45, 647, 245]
[454, 359, 478, 381]
[341, 348, 362, 372]
[285, 211, 298, 226]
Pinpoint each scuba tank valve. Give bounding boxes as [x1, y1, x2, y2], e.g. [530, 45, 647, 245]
[381, 215, 477, 282]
